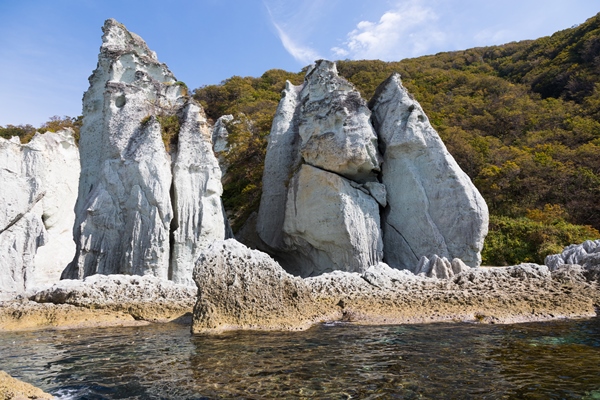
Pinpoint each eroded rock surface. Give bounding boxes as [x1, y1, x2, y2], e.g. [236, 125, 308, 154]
[0, 129, 79, 298]
[0, 370, 53, 400]
[369, 73, 488, 271]
[211, 114, 233, 174]
[546, 239, 600, 270]
[33, 274, 195, 320]
[191, 241, 599, 333]
[192, 239, 329, 333]
[63, 19, 226, 284]
[256, 61, 383, 276]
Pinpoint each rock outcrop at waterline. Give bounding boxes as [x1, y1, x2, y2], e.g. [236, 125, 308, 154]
[191, 240, 600, 333]
[62, 19, 228, 284]
[0, 370, 53, 400]
[0, 129, 79, 299]
[0, 274, 196, 331]
[252, 60, 487, 276]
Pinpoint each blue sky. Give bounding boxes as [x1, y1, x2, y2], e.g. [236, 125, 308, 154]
[0, 0, 598, 127]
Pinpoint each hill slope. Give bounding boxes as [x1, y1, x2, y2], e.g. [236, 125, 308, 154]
[193, 13, 600, 265]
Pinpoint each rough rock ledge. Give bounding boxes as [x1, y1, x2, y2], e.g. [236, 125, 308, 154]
[191, 240, 600, 334]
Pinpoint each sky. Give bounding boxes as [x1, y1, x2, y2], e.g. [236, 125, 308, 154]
[0, 0, 598, 127]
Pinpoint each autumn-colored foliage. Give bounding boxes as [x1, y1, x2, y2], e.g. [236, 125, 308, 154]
[194, 13, 600, 264]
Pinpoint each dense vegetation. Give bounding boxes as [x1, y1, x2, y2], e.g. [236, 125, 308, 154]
[193, 70, 304, 229]
[193, 13, 600, 264]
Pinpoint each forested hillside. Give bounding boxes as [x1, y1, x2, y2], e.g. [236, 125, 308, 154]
[193, 13, 600, 265]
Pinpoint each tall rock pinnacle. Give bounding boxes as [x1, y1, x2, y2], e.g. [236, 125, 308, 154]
[63, 19, 228, 284]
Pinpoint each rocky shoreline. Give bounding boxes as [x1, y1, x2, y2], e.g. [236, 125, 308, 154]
[0, 370, 53, 400]
[2, 241, 598, 333]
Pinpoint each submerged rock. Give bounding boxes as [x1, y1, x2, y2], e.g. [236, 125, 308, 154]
[256, 61, 383, 276]
[63, 19, 227, 283]
[0, 129, 79, 298]
[369, 73, 488, 271]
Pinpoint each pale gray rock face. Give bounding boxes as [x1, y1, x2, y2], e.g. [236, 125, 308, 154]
[256, 81, 304, 251]
[545, 240, 600, 270]
[256, 61, 383, 276]
[171, 102, 228, 286]
[211, 114, 233, 174]
[211, 114, 233, 154]
[414, 255, 471, 279]
[64, 19, 226, 284]
[282, 164, 383, 276]
[0, 129, 79, 298]
[369, 73, 488, 271]
[298, 60, 381, 182]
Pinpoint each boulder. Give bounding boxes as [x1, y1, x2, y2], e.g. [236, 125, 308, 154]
[191, 239, 328, 333]
[369, 73, 488, 271]
[545, 239, 600, 270]
[0, 129, 79, 298]
[282, 164, 383, 276]
[255, 61, 383, 276]
[414, 255, 471, 279]
[63, 19, 227, 284]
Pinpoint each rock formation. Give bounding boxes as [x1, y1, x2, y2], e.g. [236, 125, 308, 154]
[62, 19, 228, 284]
[369, 73, 489, 271]
[546, 239, 600, 270]
[0, 370, 53, 400]
[254, 61, 487, 276]
[192, 239, 328, 333]
[0, 129, 79, 299]
[211, 114, 233, 174]
[256, 60, 384, 276]
[33, 274, 196, 319]
[191, 240, 599, 333]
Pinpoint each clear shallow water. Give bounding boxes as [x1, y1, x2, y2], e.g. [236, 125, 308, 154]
[1, 318, 600, 399]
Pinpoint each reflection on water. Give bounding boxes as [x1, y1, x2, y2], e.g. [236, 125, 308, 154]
[1, 318, 599, 399]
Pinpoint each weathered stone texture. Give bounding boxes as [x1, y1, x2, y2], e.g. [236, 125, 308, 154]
[0, 129, 79, 298]
[370, 73, 488, 271]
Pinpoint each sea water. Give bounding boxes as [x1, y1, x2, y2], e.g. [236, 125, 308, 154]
[1, 318, 599, 399]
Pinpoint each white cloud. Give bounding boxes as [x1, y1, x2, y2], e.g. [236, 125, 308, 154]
[263, 0, 324, 65]
[332, 0, 446, 61]
[272, 21, 322, 64]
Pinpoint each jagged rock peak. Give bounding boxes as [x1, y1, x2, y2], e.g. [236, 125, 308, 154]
[101, 18, 159, 62]
[254, 60, 383, 277]
[545, 239, 600, 270]
[298, 59, 381, 183]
